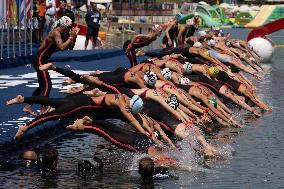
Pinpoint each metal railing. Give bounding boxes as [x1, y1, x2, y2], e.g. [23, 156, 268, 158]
[0, 0, 33, 61]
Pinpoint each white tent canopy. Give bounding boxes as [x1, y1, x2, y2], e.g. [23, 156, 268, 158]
[88, 0, 111, 5]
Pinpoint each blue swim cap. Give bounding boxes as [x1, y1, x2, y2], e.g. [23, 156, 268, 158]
[175, 13, 184, 21]
[130, 95, 143, 114]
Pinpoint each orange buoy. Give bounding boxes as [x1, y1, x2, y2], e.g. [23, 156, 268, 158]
[98, 32, 106, 40]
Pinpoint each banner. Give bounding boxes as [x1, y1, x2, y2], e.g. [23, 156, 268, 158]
[9, 0, 18, 26]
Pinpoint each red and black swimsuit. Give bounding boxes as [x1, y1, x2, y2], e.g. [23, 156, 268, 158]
[84, 119, 154, 153]
[32, 38, 57, 97]
[216, 70, 242, 92]
[21, 94, 114, 132]
[123, 36, 157, 67]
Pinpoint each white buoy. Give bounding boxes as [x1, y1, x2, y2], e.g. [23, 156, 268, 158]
[73, 35, 93, 50]
[248, 37, 274, 62]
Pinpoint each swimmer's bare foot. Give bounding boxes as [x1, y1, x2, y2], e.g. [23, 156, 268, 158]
[59, 87, 76, 94]
[83, 88, 106, 97]
[14, 125, 28, 140]
[23, 104, 37, 116]
[39, 63, 55, 71]
[66, 119, 85, 131]
[6, 95, 24, 105]
[40, 106, 52, 114]
[63, 78, 75, 84]
[82, 116, 93, 125]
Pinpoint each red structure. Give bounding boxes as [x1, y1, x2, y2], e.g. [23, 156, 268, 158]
[247, 18, 284, 41]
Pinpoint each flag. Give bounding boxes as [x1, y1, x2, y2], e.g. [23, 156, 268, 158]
[0, 0, 7, 24]
[8, 0, 18, 25]
[19, 0, 31, 26]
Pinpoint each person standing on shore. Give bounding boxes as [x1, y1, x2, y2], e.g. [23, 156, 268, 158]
[85, 3, 101, 50]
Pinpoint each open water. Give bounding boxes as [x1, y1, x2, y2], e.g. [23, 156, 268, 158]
[0, 29, 284, 188]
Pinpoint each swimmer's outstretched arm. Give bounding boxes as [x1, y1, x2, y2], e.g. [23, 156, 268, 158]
[118, 95, 149, 136]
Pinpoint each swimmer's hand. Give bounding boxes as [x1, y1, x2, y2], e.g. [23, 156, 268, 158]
[253, 73, 261, 81]
[69, 27, 79, 38]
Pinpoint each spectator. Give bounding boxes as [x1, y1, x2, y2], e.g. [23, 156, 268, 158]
[63, 3, 75, 25]
[44, 0, 59, 37]
[84, 3, 101, 50]
[38, 0, 46, 41]
[56, 0, 67, 19]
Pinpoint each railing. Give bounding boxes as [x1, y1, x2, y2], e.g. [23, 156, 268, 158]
[0, 0, 33, 61]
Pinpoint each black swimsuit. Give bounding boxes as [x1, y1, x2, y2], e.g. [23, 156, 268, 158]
[32, 38, 57, 97]
[123, 36, 157, 67]
[216, 71, 242, 92]
[84, 119, 154, 153]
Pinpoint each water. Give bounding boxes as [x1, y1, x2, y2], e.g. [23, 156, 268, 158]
[0, 29, 284, 188]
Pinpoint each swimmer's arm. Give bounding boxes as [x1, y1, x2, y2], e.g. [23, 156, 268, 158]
[152, 66, 167, 81]
[153, 122, 176, 148]
[178, 104, 197, 120]
[198, 50, 228, 71]
[165, 23, 173, 42]
[54, 30, 73, 51]
[160, 99, 184, 121]
[118, 99, 148, 135]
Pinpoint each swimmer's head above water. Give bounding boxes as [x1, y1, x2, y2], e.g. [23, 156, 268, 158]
[55, 16, 72, 29]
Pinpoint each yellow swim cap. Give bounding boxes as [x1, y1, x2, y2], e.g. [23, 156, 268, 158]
[208, 67, 219, 78]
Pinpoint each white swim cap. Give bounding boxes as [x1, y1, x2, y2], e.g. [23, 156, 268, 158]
[152, 24, 163, 32]
[144, 71, 158, 86]
[180, 77, 190, 85]
[207, 39, 216, 47]
[198, 31, 207, 37]
[183, 62, 193, 74]
[130, 95, 143, 114]
[161, 68, 172, 80]
[193, 42, 202, 48]
[56, 16, 72, 28]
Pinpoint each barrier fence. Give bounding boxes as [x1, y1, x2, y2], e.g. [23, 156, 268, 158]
[0, 0, 33, 60]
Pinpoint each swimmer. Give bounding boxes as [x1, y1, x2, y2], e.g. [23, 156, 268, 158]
[7, 89, 148, 139]
[123, 24, 163, 67]
[24, 16, 79, 115]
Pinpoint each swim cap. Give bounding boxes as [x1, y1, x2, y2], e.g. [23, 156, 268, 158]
[219, 30, 224, 37]
[226, 41, 231, 47]
[56, 16, 72, 28]
[144, 71, 158, 86]
[180, 77, 190, 85]
[161, 68, 172, 80]
[152, 24, 163, 32]
[207, 39, 216, 47]
[193, 42, 202, 48]
[183, 62, 193, 74]
[198, 31, 207, 37]
[208, 66, 219, 78]
[175, 13, 184, 21]
[235, 41, 241, 47]
[130, 95, 143, 114]
[194, 12, 200, 17]
[208, 98, 217, 107]
[166, 94, 179, 110]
